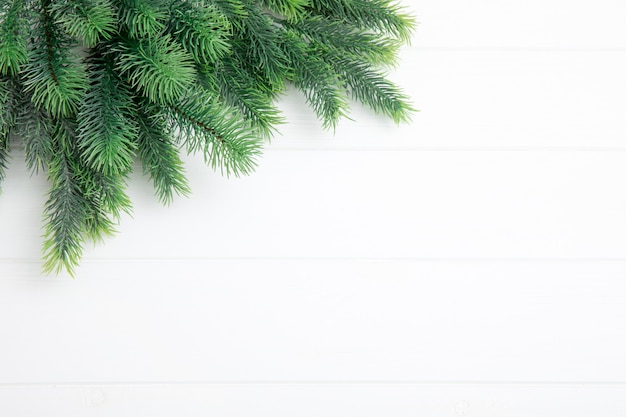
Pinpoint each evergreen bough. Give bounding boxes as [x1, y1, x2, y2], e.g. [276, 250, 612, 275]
[0, 0, 415, 275]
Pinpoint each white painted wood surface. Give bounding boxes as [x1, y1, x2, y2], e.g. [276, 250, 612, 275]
[2, 0, 626, 415]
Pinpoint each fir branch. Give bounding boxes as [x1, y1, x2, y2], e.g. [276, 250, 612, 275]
[309, 0, 415, 43]
[77, 160, 132, 240]
[210, 0, 248, 21]
[50, 0, 117, 47]
[81, 194, 118, 243]
[42, 120, 89, 276]
[231, 0, 289, 86]
[0, 76, 18, 141]
[168, 89, 263, 177]
[116, 0, 166, 38]
[77, 53, 137, 176]
[0, 131, 8, 192]
[280, 31, 349, 129]
[15, 90, 55, 174]
[166, 0, 231, 65]
[0, 76, 19, 192]
[259, 0, 309, 20]
[135, 104, 190, 204]
[286, 14, 400, 67]
[115, 34, 196, 104]
[0, 77, 13, 189]
[0, 0, 28, 76]
[22, 0, 87, 118]
[329, 50, 413, 123]
[87, 168, 132, 220]
[206, 60, 284, 138]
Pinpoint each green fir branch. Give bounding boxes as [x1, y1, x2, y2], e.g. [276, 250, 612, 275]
[77, 161, 132, 241]
[77, 53, 138, 176]
[50, 0, 117, 47]
[210, 0, 248, 21]
[309, 0, 415, 43]
[0, 78, 13, 189]
[0, 76, 19, 192]
[286, 15, 400, 67]
[115, 34, 196, 104]
[207, 60, 284, 137]
[22, 0, 87, 118]
[0, 0, 28, 76]
[135, 104, 191, 204]
[42, 120, 89, 276]
[0, 76, 18, 140]
[169, 89, 263, 177]
[329, 51, 413, 123]
[116, 0, 166, 38]
[0, 133, 9, 192]
[231, 0, 289, 86]
[14, 91, 55, 174]
[166, 0, 232, 65]
[281, 31, 349, 129]
[78, 173, 119, 243]
[259, 0, 309, 20]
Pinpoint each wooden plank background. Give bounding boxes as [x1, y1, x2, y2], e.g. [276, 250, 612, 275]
[2, 0, 626, 415]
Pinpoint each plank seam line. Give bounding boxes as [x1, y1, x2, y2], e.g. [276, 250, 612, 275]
[2, 381, 626, 388]
[263, 147, 626, 152]
[5, 257, 626, 264]
[410, 47, 626, 52]
[10, 147, 626, 155]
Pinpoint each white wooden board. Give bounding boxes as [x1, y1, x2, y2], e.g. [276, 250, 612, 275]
[3, 150, 626, 262]
[1, 260, 625, 383]
[414, 0, 626, 48]
[2, 383, 626, 416]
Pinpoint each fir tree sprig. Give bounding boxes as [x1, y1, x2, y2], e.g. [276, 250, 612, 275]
[117, 0, 167, 38]
[0, 79, 12, 189]
[0, 77, 18, 186]
[168, 88, 263, 176]
[49, 0, 117, 47]
[259, 0, 307, 21]
[23, 0, 87, 118]
[1, 0, 416, 275]
[329, 50, 414, 123]
[280, 31, 350, 129]
[0, 135, 9, 192]
[310, 0, 414, 43]
[77, 52, 137, 176]
[115, 34, 197, 104]
[0, 0, 29, 76]
[41, 120, 90, 275]
[231, 0, 289, 87]
[206, 60, 284, 137]
[135, 104, 191, 204]
[286, 15, 401, 67]
[166, 0, 232, 64]
[15, 90, 55, 173]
